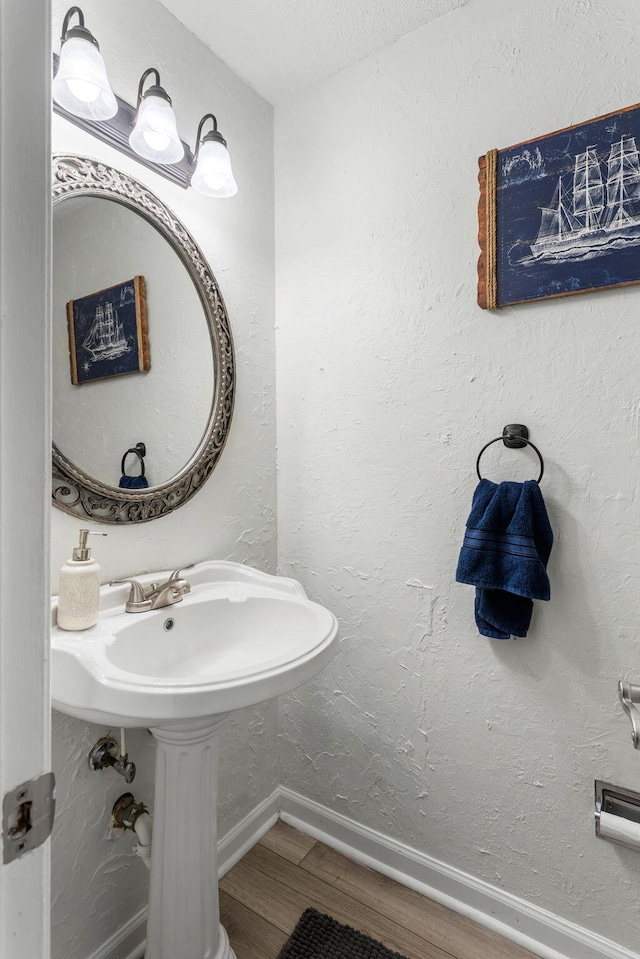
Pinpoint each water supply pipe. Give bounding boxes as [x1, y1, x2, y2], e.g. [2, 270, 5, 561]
[112, 792, 153, 870]
[133, 808, 152, 869]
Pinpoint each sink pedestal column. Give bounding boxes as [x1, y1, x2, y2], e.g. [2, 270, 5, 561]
[146, 717, 236, 959]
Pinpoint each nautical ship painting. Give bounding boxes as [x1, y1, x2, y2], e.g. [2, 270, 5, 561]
[478, 103, 640, 307]
[82, 301, 131, 362]
[531, 137, 640, 262]
[67, 276, 150, 385]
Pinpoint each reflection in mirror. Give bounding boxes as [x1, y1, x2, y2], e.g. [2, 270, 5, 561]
[53, 196, 214, 488]
[52, 155, 234, 524]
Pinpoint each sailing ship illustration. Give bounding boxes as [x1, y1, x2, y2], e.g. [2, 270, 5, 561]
[81, 300, 132, 362]
[530, 136, 640, 261]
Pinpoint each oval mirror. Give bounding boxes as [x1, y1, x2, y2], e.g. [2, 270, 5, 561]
[51, 155, 234, 523]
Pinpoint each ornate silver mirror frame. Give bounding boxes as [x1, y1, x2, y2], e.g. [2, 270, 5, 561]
[51, 154, 235, 524]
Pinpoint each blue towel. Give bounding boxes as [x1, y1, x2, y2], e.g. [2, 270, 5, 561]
[456, 479, 553, 639]
[119, 474, 149, 490]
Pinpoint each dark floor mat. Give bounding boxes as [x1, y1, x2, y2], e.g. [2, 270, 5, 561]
[276, 907, 411, 959]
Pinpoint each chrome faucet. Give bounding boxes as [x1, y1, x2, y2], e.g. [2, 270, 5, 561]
[110, 564, 194, 613]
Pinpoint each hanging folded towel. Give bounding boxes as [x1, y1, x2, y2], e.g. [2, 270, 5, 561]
[119, 443, 149, 490]
[456, 479, 553, 639]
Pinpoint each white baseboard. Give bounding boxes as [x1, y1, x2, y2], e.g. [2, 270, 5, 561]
[277, 787, 640, 959]
[89, 785, 639, 959]
[85, 905, 146, 959]
[218, 787, 281, 876]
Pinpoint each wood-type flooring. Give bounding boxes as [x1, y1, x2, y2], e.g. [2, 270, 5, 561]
[219, 820, 543, 959]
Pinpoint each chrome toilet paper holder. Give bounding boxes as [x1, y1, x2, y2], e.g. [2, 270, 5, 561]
[595, 780, 640, 849]
[619, 681, 640, 748]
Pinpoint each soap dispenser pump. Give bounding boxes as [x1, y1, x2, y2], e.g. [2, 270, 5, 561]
[57, 529, 107, 631]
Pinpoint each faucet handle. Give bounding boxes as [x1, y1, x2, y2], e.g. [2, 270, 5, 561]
[109, 578, 147, 605]
[168, 564, 194, 582]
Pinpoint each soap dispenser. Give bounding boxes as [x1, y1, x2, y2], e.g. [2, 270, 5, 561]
[57, 529, 107, 631]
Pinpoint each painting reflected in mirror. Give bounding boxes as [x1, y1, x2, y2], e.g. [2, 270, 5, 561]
[66, 275, 149, 387]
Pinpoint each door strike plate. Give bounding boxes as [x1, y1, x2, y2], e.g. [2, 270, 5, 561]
[3, 772, 56, 864]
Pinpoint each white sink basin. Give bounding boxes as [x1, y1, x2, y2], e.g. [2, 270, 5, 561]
[51, 560, 339, 728]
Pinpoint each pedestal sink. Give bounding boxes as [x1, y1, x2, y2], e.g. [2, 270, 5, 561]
[51, 561, 339, 959]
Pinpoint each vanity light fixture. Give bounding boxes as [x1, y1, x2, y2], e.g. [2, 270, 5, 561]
[52, 6, 117, 120]
[52, 25, 237, 195]
[129, 68, 184, 165]
[191, 114, 238, 198]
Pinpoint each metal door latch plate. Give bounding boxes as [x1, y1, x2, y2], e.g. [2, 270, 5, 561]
[3, 772, 56, 864]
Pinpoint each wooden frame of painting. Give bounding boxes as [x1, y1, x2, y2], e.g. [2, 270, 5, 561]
[478, 102, 640, 309]
[67, 274, 150, 385]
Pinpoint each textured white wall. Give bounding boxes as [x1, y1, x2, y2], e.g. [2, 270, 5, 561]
[275, 0, 640, 950]
[50, 2, 277, 957]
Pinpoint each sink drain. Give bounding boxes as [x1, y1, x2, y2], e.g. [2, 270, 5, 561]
[163, 618, 175, 631]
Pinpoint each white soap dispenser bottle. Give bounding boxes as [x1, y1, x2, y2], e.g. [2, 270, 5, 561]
[57, 529, 107, 631]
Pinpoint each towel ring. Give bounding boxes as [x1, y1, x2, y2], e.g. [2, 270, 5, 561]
[476, 426, 544, 483]
[121, 442, 146, 478]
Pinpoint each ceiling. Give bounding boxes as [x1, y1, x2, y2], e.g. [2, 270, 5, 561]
[156, 0, 468, 105]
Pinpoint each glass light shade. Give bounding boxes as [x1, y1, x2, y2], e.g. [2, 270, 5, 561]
[191, 139, 238, 198]
[129, 94, 184, 165]
[52, 36, 117, 120]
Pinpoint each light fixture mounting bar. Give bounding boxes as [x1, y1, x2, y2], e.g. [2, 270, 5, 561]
[52, 53, 194, 189]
